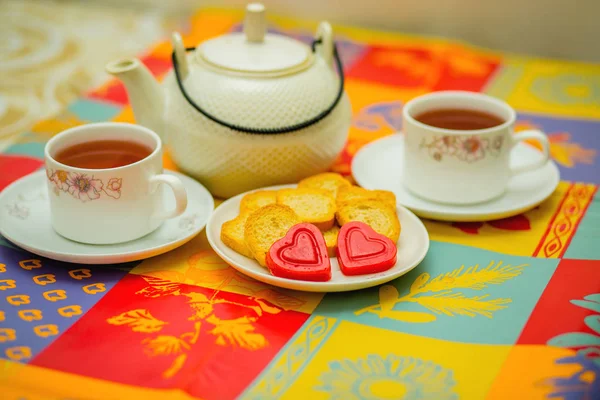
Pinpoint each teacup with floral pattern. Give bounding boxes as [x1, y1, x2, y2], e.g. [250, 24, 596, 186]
[44, 122, 188, 244]
[402, 91, 551, 205]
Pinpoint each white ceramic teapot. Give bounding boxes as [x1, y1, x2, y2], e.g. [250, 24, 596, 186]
[106, 3, 351, 198]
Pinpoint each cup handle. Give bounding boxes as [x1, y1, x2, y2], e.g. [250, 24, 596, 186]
[150, 174, 188, 220]
[509, 130, 551, 176]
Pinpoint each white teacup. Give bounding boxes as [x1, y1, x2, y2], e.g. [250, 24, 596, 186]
[401, 91, 550, 205]
[44, 122, 188, 244]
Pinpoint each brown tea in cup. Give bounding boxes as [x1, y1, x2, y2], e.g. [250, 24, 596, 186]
[414, 108, 505, 130]
[54, 140, 153, 169]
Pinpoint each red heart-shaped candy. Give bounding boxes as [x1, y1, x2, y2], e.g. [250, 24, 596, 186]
[266, 223, 331, 282]
[336, 221, 397, 276]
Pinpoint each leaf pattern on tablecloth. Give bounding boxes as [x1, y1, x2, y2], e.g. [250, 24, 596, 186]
[355, 261, 527, 323]
[106, 309, 168, 333]
[413, 293, 512, 318]
[548, 293, 600, 355]
[106, 282, 285, 380]
[416, 262, 526, 292]
[545, 293, 600, 400]
[135, 276, 183, 298]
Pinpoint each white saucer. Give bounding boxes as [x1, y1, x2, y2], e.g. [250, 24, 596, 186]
[352, 134, 561, 222]
[0, 170, 214, 264]
[206, 184, 430, 293]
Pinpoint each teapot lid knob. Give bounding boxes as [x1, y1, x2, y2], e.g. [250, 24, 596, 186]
[244, 3, 266, 43]
[197, 2, 311, 74]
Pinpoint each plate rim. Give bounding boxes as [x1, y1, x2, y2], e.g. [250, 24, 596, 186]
[0, 169, 215, 264]
[351, 133, 561, 222]
[206, 183, 430, 292]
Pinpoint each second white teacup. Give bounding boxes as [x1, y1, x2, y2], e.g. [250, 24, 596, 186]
[401, 91, 550, 205]
[44, 122, 188, 244]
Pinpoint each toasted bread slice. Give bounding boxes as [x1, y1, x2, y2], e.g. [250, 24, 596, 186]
[298, 172, 351, 198]
[336, 199, 401, 243]
[221, 212, 254, 259]
[244, 204, 300, 267]
[240, 190, 277, 213]
[323, 224, 340, 258]
[277, 188, 336, 230]
[336, 186, 397, 210]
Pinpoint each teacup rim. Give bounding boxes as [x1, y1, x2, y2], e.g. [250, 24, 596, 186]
[44, 122, 162, 173]
[402, 90, 516, 136]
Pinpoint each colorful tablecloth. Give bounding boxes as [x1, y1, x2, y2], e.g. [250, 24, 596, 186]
[1, 7, 599, 400]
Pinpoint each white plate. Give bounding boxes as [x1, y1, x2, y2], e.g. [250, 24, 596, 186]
[206, 184, 430, 292]
[0, 170, 214, 264]
[352, 134, 561, 222]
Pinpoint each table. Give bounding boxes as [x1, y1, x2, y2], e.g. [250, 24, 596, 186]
[1, 7, 599, 400]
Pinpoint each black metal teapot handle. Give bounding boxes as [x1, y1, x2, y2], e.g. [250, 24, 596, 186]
[171, 38, 345, 135]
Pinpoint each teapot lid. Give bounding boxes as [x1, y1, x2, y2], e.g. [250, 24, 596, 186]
[197, 3, 312, 74]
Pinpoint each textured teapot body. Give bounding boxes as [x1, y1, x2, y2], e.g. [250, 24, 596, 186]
[163, 46, 351, 197]
[160, 56, 351, 198]
[106, 3, 351, 198]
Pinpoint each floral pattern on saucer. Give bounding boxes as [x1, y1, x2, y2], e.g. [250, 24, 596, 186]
[4, 191, 46, 220]
[5, 203, 30, 220]
[46, 169, 122, 202]
[419, 135, 504, 163]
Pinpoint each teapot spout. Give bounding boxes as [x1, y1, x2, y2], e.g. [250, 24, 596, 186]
[105, 58, 165, 137]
